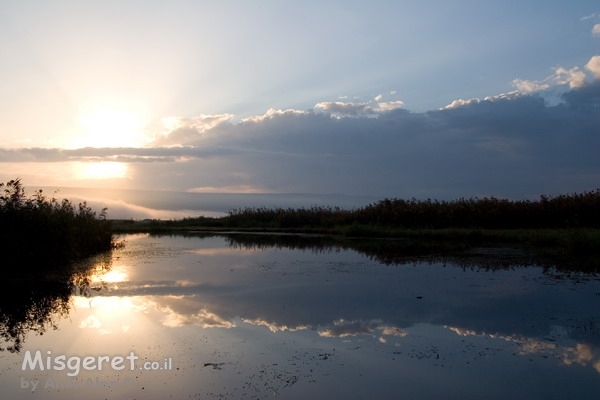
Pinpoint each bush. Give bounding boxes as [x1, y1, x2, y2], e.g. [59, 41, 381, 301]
[0, 179, 113, 271]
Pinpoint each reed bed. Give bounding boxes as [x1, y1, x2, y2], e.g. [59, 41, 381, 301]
[0, 179, 114, 272]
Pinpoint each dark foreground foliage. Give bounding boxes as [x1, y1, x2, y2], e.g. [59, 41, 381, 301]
[0, 179, 113, 272]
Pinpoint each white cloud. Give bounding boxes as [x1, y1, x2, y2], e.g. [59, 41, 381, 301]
[318, 318, 382, 337]
[582, 13, 600, 20]
[241, 108, 308, 123]
[242, 318, 309, 333]
[442, 98, 480, 109]
[509, 56, 600, 96]
[553, 66, 586, 88]
[443, 91, 522, 109]
[318, 319, 408, 345]
[153, 114, 234, 146]
[483, 91, 522, 102]
[512, 67, 585, 94]
[376, 100, 405, 111]
[593, 23, 600, 36]
[160, 304, 235, 329]
[586, 55, 600, 79]
[512, 79, 550, 93]
[161, 114, 233, 133]
[314, 101, 376, 116]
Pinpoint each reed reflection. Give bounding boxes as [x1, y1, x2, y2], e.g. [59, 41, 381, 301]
[191, 231, 600, 273]
[0, 253, 112, 353]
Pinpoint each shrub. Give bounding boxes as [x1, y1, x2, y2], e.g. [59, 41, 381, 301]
[0, 179, 113, 271]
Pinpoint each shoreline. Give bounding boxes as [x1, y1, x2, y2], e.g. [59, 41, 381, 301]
[110, 222, 600, 272]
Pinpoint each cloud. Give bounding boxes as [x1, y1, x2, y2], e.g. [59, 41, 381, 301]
[581, 13, 600, 21]
[442, 98, 481, 109]
[444, 325, 600, 372]
[318, 318, 384, 337]
[593, 23, 600, 36]
[153, 114, 234, 146]
[376, 100, 405, 111]
[511, 79, 551, 94]
[242, 318, 309, 333]
[240, 107, 309, 123]
[553, 66, 586, 88]
[2, 77, 600, 202]
[314, 101, 377, 116]
[563, 343, 595, 367]
[318, 319, 407, 343]
[443, 91, 523, 109]
[586, 55, 600, 79]
[511, 56, 600, 95]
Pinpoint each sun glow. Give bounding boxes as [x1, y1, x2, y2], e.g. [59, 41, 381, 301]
[75, 108, 147, 148]
[92, 269, 128, 283]
[75, 161, 128, 180]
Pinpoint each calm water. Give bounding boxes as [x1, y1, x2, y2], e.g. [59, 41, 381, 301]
[2, 233, 600, 399]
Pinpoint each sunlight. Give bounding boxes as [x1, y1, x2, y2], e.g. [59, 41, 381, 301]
[74, 161, 128, 180]
[92, 269, 128, 283]
[75, 108, 146, 148]
[74, 296, 147, 335]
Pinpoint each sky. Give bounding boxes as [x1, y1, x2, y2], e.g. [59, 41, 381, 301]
[1, 1, 599, 218]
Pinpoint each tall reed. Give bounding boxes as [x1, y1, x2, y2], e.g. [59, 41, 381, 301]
[0, 179, 113, 271]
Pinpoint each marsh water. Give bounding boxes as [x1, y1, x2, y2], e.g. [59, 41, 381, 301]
[2, 233, 600, 399]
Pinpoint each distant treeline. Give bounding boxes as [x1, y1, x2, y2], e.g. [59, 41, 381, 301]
[0, 179, 113, 271]
[129, 189, 600, 231]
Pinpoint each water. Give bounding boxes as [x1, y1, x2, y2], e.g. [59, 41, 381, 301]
[2, 233, 600, 399]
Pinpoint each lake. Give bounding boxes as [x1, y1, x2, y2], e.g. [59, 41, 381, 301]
[2, 232, 600, 399]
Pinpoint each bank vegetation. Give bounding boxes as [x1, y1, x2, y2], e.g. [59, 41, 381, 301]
[0, 179, 113, 272]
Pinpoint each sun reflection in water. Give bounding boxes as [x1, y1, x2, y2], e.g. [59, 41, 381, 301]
[92, 269, 128, 283]
[72, 296, 148, 336]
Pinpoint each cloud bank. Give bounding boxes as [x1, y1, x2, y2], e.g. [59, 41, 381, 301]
[2, 57, 600, 210]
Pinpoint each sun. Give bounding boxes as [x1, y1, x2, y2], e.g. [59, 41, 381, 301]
[74, 161, 129, 180]
[75, 107, 147, 148]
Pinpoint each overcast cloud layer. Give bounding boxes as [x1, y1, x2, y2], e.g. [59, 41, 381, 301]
[3, 75, 599, 209]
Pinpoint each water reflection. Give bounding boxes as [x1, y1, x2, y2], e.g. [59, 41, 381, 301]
[0, 254, 111, 353]
[3, 232, 600, 399]
[0, 278, 71, 353]
[219, 231, 600, 272]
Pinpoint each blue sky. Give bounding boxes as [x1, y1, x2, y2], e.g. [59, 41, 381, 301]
[1, 1, 599, 218]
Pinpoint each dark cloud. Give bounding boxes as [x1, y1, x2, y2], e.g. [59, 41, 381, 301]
[2, 82, 599, 200]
